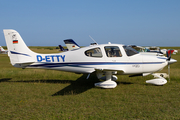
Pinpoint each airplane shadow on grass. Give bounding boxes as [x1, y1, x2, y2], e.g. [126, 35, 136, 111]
[52, 73, 99, 96]
[1, 74, 133, 96]
[0, 78, 12, 82]
[2, 74, 99, 96]
[51, 74, 133, 96]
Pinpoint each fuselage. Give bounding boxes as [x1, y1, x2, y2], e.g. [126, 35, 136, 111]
[27, 43, 168, 74]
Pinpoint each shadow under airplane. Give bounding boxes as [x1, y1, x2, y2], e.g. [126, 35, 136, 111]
[1, 74, 133, 96]
[52, 73, 99, 96]
[0, 78, 12, 82]
[51, 74, 133, 96]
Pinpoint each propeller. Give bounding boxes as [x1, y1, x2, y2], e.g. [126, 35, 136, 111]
[166, 49, 177, 81]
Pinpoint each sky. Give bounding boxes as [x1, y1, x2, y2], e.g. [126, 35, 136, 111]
[0, 0, 180, 47]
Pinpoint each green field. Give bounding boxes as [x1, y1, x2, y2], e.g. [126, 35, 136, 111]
[0, 47, 180, 119]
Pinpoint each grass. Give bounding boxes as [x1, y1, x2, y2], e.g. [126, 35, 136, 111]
[0, 47, 180, 119]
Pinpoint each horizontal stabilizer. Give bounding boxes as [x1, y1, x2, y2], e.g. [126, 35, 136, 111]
[13, 62, 35, 68]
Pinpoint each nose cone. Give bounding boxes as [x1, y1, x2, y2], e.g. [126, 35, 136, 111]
[168, 58, 177, 65]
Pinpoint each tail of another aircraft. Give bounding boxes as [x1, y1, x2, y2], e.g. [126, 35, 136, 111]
[0, 46, 5, 51]
[0, 46, 8, 54]
[64, 39, 80, 51]
[3, 29, 35, 67]
[59, 45, 68, 51]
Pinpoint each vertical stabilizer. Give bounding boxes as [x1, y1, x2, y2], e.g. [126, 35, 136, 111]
[59, 45, 68, 51]
[64, 39, 80, 51]
[0, 46, 8, 54]
[3, 29, 35, 67]
[0, 46, 5, 51]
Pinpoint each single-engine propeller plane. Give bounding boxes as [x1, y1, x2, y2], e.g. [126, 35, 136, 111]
[3, 29, 177, 88]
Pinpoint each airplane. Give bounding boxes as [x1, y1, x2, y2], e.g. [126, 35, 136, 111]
[3, 29, 177, 88]
[60, 39, 97, 51]
[0, 46, 8, 54]
[128, 45, 164, 56]
[146, 46, 179, 55]
[161, 49, 178, 55]
[64, 39, 80, 51]
[142, 46, 178, 55]
[129, 45, 178, 56]
[59, 45, 68, 51]
[58, 39, 80, 51]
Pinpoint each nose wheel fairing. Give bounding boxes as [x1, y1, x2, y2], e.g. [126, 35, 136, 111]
[146, 73, 167, 85]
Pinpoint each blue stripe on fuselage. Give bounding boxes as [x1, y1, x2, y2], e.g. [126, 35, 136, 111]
[28, 62, 165, 68]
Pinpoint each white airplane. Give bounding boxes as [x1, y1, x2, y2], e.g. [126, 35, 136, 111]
[59, 39, 80, 51]
[129, 45, 164, 56]
[3, 29, 177, 88]
[161, 49, 178, 55]
[64, 39, 80, 51]
[0, 46, 8, 54]
[130, 45, 178, 56]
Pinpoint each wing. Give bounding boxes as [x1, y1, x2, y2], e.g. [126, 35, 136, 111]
[95, 67, 124, 74]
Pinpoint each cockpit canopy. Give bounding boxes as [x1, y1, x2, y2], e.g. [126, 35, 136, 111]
[84, 45, 138, 58]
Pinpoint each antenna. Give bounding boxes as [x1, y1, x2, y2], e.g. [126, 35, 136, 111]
[89, 35, 98, 45]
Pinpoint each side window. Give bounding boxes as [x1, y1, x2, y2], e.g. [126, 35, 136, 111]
[85, 47, 102, 57]
[104, 46, 122, 57]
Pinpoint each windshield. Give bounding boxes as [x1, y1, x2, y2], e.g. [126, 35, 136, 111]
[123, 46, 139, 56]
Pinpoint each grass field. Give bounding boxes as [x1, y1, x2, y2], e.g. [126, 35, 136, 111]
[0, 47, 180, 119]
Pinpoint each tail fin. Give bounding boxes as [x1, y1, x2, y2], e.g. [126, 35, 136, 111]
[0, 46, 8, 54]
[3, 29, 35, 67]
[59, 45, 65, 51]
[0, 46, 5, 51]
[64, 39, 80, 51]
[59, 45, 68, 51]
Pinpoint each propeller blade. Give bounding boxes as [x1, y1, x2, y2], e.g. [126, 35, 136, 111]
[166, 50, 177, 82]
[166, 49, 173, 61]
[166, 50, 172, 82]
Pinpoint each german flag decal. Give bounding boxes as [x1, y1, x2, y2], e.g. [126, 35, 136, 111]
[13, 40, 18, 44]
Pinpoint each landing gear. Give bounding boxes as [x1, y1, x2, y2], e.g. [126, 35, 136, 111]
[146, 73, 167, 85]
[95, 71, 117, 88]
